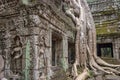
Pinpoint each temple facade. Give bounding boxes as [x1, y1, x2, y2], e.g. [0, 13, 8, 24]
[0, 0, 75, 80]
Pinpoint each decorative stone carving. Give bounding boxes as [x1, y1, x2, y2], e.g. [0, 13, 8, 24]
[0, 0, 19, 15]
[0, 0, 76, 80]
[38, 28, 49, 79]
[29, 15, 41, 26]
[10, 35, 23, 75]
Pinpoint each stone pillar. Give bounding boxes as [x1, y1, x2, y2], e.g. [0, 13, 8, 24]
[114, 38, 120, 60]
[113, 38, 119, 59]
[29, 15, 41, 80]
[33, 35, 39, 80]
[4, 30, 11, 78]
[118, 38, 120, 59]
[31, 27, 39, 80]
[62, 34, 68, 70]
[49, 29, 52, 67]
[45, 29, 53, 80]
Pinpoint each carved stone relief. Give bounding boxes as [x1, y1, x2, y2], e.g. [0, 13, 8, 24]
[10, 35, 23, 75]
[38, 28, 48, 78]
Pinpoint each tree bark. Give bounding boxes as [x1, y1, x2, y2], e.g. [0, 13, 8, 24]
[63, 0, 120, 80]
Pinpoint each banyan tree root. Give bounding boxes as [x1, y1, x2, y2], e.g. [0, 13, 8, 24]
[62, 0, 120, 80]
[95, 57, 120, 68]
[75, 69, 89, 80]
[73, 45, 120, 80]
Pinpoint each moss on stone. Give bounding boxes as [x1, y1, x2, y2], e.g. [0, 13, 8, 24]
[96, 26, 120, 36]
[96, 18, 120, 36]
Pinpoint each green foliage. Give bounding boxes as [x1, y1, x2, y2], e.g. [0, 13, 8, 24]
[88, 70, 94, 78]
[23, 40, 31, 80]
[77, 67, 84, 74]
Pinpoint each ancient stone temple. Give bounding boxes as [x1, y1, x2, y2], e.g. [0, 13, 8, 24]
[0, 0, 75, 80]
[88, 0, 120, 60]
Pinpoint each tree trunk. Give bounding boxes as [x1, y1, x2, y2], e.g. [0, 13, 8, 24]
[63, 0, 120, 80]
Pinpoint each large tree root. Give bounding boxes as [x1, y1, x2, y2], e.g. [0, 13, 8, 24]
[95, 57, 120, 68]
[73, 59, 120, 80]
[73, 45, 120, 80]
[88, 45, 120, 75]
[75, 69, 89, 80]
[72, 62, 79, 77]
[103, 67, 120, 75]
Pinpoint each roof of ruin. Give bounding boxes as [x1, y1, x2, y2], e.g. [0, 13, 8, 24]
[87, 0, 120, 36]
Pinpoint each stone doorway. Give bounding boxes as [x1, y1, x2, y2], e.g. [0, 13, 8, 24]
[52, 31, 62, 66]
[97, 43, 113, 58]
[68, 42, 75, 64]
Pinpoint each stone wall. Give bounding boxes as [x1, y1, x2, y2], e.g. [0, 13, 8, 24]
[0, 0, 75, 80]
[88, 0, 120, 35]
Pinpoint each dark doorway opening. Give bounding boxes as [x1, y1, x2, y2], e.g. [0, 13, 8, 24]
[68, 42, 75, 64]
[97, 43, 113, 58]
[52, 40, 56, 66]
[52, 31, 62, 66]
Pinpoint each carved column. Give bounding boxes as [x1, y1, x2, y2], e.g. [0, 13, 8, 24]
[113, 38, 120, 59]
[62, 34, 68, 70]
[45, 29, 52, 80]
[4, 30, 11, 78]
[32, 27, 39, 80]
